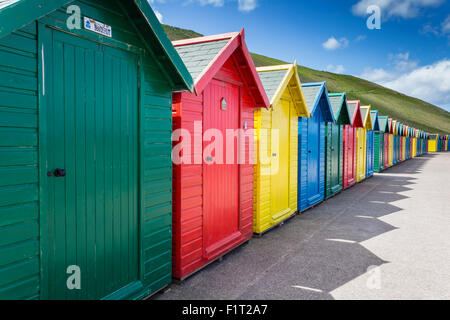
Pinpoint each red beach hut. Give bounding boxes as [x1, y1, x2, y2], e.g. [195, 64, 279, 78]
[343, 100, 364, 189]
[171, 30, 270, 280]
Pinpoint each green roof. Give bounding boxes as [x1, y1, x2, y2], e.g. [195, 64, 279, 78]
[257, 69, 289, 101]
[378, 116, 389, 132]
[328, 95, 342, 117]
[0, 0, 194, 91]
[174, 39, 229, 83]
[328, 93, 351, 125]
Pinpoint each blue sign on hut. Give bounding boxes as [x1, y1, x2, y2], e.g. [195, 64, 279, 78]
[298, 82, 335, 212]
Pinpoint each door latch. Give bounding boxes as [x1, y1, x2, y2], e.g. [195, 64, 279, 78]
[54, 168, 66, 177]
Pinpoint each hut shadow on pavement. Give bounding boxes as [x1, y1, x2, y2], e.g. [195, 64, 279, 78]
[154, 156, 432, 300]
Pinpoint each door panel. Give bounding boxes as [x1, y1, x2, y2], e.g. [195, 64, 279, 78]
[366, 131, 373, 175]
[46, 30, 139, 299]
[307, 113, 320, 201]
[356, 128, 366, 181]
[271, 99, 290, 215]
[203, 80, 240, 256]
[331, 124, 340, 190]
[348, 127, 355, 185]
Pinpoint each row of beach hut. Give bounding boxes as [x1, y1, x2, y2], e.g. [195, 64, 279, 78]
[0, 1, 448, 300]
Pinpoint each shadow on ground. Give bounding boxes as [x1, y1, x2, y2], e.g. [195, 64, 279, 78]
[155, 155, 435, 300]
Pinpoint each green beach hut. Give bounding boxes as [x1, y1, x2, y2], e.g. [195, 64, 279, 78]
[0, 0, 193, 300]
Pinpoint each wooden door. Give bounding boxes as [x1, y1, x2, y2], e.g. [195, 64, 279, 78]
[45, 30, 139, 299]
[203, 80, 240, 257]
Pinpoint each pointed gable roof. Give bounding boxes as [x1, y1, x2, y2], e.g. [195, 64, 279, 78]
[388, 118, 394, 134]
[378, 116, 389, 133]
[360, 106, 373, 130]
[392, 120, 398, 135]
[301, 82, 335, 122]
[257, 62, 309, 117]
[173, 29, 269, 108]
[370, 110, 380, 131]
[347, 100, 364, 128]
[328, 93, 351, 125]
[0, 0, 194, 92]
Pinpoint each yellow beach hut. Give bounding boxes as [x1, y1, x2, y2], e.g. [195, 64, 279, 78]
[428, 134, 438, 152]
[393, 120, 399, 164]
[388, 118, 394, 167]
[356, 105, 373, 182]
[412, 129, 417, 158]
[253, 62, 309, 235]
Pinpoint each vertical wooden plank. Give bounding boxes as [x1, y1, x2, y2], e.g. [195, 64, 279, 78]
[119, 57, 129, 283]
[103, 52, 114, 293]
[84, 47, 96, 299]
[94, 47, 105, 297]
[74, 45, 87, 300]
[129, 56, 138, 281]
[112, 55, 121, 288]
[138, 56, 145, 283]
[59, 40, 74, 300]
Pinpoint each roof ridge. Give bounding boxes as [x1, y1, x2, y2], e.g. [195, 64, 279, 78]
[172, 32, 239, 47]
[256, 64, 293, 72]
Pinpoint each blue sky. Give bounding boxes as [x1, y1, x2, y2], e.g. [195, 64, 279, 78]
[149, 0, 450, 111]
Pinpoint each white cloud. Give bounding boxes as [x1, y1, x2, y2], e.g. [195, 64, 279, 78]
[148, 0, 164, 22]
[198, 0, 225, 7]
[361, 68, 396, 82]
[388, 52, 419, 72]
[356, 35, 367, 42]
[362, 51, 418, 82]
[352, 0, 444, 19]
[442, 15, 450, 34]
[361, 58, 450, 109]
[326, 65, 346, 74]
[238, 0, 257, 12]
[322, 37, 349, 50]
[420, 24, 440, 36]
[154, 9, 164, 22]
[384, 60, 450, 107]
[185, 0, 258, 11]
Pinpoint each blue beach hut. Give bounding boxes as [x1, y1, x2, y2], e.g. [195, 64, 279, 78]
[298, 82, 335, 212]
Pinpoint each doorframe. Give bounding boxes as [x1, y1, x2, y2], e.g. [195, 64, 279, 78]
[37, 23, 143, 300]
[37, 21, 51, 300]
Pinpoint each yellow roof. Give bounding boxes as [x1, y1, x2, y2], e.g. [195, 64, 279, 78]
[256, 61, 310, 117]
[360, 105, 373, 130]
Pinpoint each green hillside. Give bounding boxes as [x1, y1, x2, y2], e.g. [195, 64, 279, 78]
[164, 25, 450, 134]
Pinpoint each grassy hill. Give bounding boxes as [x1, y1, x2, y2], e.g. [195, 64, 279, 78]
[163, 25, 450, 134]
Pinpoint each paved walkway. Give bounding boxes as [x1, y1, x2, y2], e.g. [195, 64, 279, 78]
[156, 153, 450, 300]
